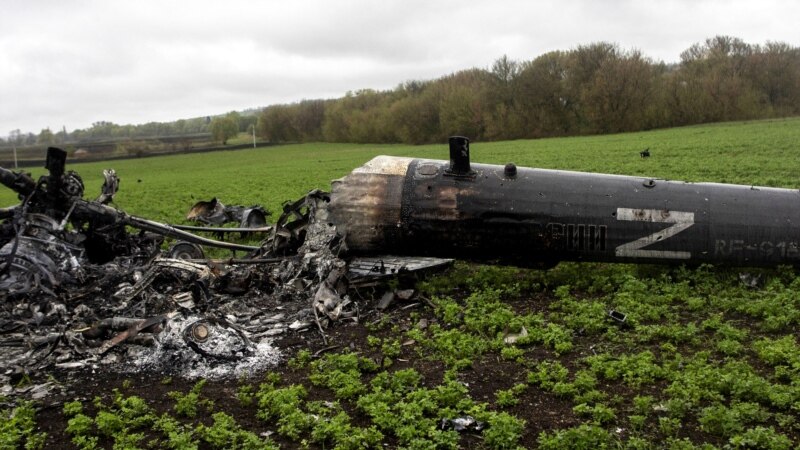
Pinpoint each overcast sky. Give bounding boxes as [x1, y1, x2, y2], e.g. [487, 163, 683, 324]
[1, 0, 797, 136]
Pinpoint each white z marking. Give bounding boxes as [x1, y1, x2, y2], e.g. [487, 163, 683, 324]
[615, 208, 694, 259]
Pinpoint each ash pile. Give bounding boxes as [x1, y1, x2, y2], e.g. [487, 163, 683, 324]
[0, 147, 450, 391]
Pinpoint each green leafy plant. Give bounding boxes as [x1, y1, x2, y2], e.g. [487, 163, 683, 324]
[237, 384, 255, 407]
[537, 424, 616, 449]
[169, 380, 214, 418]
[573, 402, 616, 424]
[479, 410, 526, 450]
[255, 382, 312, 440]
[0, 401, 47, 450]
[288, 349, 313, 369]
[152, 414, 198, 450]
[728, 426, 792, 450]
[196, 412, 278, 450]
[309, 352, 377, 399]
[495, 383, 526, 408]
[500, 345, 525, 361]
[698, 402, 771, 437]
[528, 360, 569, 389]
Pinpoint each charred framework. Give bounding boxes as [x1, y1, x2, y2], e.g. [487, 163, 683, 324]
[0, 147, 444, 383]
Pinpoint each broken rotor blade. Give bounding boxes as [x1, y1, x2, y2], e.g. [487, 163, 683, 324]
[126, 216, 259, 252]
[74, 200, 259, 252]
[169, 224, 273, 233]
[184, 257, 289, 264]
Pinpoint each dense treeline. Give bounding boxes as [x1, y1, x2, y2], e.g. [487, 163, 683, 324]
[256, 36, 800, 144]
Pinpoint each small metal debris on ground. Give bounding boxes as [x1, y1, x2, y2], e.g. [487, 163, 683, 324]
[377, 291, 395, 311]
[502, 326, 528, 344]
[608, 310, 629, 327]
[738, 272, 764, 289]
[439, 416, 485, 432]
[186, 198, 270, 228]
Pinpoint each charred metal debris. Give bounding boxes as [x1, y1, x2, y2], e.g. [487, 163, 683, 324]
[0, 147, 450, 385]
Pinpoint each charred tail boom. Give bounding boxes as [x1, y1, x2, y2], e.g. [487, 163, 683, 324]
[329, 140, 800, 267]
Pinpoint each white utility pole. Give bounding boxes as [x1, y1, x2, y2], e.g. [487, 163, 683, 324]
[252, 126, 256, 148]
[13, 146, 18, 169]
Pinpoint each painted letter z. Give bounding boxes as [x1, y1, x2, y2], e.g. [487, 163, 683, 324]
[615, 208, 694, 259]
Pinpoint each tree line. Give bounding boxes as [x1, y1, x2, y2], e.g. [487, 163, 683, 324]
[256, 36, 800, 144]
[1, 112, 260, 148]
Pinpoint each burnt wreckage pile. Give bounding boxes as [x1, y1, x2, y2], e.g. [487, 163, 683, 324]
[0, 147, 448, 385]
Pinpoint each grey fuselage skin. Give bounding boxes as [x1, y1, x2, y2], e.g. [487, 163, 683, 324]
[329, 156, 800, 267]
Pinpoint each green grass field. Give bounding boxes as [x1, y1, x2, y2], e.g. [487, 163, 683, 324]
[3, 117, 799, 223]
[4, 117, 800, 449]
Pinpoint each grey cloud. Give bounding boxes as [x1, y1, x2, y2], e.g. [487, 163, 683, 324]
[1, 0, 798, 134]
